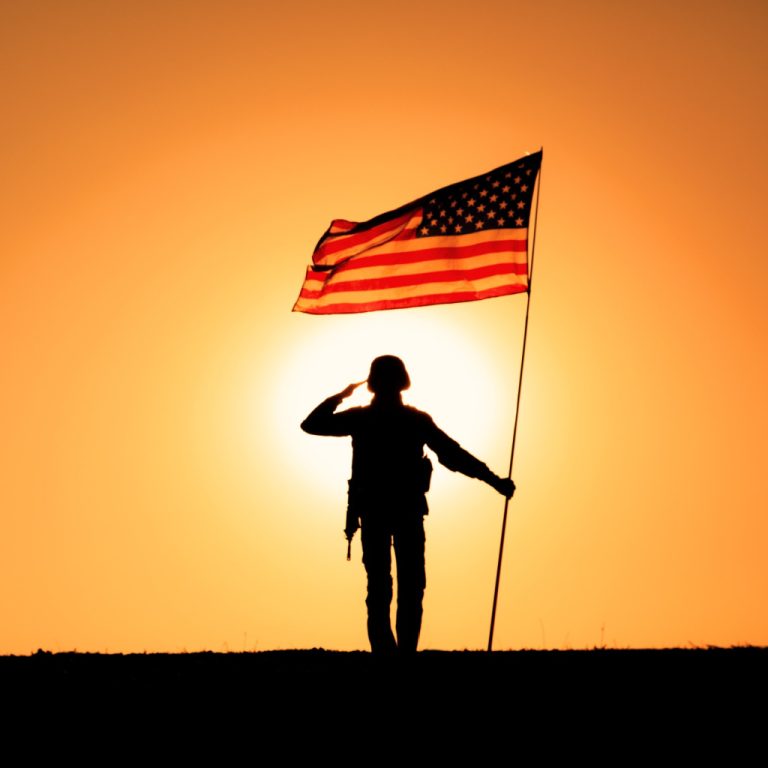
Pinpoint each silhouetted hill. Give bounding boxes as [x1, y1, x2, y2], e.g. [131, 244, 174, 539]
[4, 647, 765, 753]
[4, 647, 765, 703]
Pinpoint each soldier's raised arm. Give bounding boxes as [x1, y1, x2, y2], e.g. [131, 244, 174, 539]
[300, 381, 364, 436]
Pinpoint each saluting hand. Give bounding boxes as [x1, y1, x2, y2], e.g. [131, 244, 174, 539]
[333, 381, 365, 401]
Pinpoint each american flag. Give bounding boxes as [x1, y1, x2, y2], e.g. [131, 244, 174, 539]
[293, 150, 542, 314]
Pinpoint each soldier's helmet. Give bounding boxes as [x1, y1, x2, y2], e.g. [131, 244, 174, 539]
[367, 355, 411, 394]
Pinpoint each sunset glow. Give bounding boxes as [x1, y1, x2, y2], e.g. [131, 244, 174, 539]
[2, 0, 767, 654]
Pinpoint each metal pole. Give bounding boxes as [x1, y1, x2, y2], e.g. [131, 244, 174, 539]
[488, 150, 543, 652]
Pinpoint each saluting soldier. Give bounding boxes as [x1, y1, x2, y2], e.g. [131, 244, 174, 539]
[302, 355, 514, 654]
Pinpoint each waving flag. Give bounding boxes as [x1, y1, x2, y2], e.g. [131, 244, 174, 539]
[293, 150, 542, 314]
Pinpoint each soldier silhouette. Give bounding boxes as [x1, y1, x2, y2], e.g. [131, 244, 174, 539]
[301, 355, 515, 654]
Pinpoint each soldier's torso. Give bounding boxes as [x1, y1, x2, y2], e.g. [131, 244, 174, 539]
[347, 404, 432, 516]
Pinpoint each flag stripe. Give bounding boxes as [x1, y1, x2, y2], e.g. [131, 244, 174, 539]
[296, 225, 530, 311]
[318, 224, 526, 268]
[294, 283, 527, 315]
[323, 237, 528, 275]
[294, 270, 526, 310]
[301, 261, 528, 298]
[329, 219, 357, 233]
[302, 248, 527, 285]
[314, 211, 417, 265]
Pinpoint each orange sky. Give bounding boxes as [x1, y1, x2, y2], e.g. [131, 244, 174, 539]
[2, 0, 767, 653]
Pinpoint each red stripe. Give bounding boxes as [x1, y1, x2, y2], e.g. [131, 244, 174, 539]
[329, 237, 528, 274]
[329, 219, 357, 233]
[314, 210, 417, 262]
[307, 236, 528, 281]
[301, 238, 528, 283]
[300, 262, 527, 298]
[295, 284, 528, 314]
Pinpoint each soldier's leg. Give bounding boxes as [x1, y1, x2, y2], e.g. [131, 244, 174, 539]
[393, 516, 426, 654]
[361, 522, 397, 654]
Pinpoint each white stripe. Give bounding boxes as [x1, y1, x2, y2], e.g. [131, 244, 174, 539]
[314, 214, 420, 266]
[320, 221, 527, 264]
[306, 250, 528, 284]
[296, 272, 528, 309]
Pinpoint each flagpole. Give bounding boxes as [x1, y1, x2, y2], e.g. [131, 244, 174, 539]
[487, 151, 543, 652]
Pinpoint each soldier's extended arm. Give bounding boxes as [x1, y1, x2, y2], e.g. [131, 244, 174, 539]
[426, 422, 515, 499]
[300, 382, 363, 436]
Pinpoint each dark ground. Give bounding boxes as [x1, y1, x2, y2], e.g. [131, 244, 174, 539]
[3, 648, 765, 751]
[4, 647, 766, 702]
